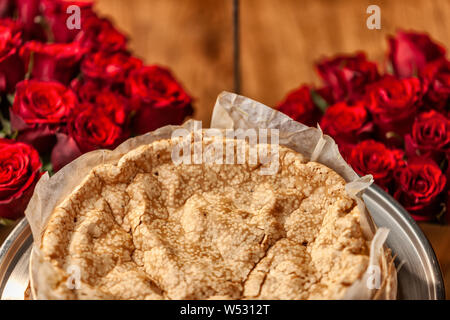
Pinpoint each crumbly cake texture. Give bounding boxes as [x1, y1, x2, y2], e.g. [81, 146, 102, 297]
[40, 137, 370, 300]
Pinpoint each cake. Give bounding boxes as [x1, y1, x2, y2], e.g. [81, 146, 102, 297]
[39, 135, 375, 299]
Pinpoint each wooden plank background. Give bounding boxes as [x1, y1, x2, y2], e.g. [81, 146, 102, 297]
[1, 0, 449, 298]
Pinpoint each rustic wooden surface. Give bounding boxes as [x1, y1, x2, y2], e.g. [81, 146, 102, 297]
[1, 0, 450, 298]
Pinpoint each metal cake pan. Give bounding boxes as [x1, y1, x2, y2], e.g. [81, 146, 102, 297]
[0, 185, 445, 300]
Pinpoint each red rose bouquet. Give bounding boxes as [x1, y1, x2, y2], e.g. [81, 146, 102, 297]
[0, 0, 193, 223]
[277, 30, 449, 223]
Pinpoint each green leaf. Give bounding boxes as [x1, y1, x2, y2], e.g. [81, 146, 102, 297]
[6, 93, 15, 105]
[0, 113, 12, 138]
[385, 131, 403, 142]
[24, 51, 34, 80]
[386, 62, 394, 75]
[40, 154, 54, 176]
[0, 217, 16, 227]
[310, 90, 329, 113]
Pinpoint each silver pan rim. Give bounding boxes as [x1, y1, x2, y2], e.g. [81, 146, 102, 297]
[0, 185, 446, 300]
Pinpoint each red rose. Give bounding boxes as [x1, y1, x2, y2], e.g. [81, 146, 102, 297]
[316, 52, 379, 103]
[420, 59, 450, 112]
[82, 50, 142, 84]
[68, 105, 126, 152]
[41, 0, 95, 43]
[75, 16, 128, 53]
[0, 19, 25, 93]
[320, 101, 373, 155]
[94, 91, 129, 126]
[126, 65, 193, 134]
[51, 104, 127, 171]
[348, 140, 404, 191]
[276, 85, 322, 127]
[394, 158, 446, 221]
[20, 41, 86, 85]
[405, 110, 449, 163]
[10, 80, 78, 152]
[0, 0, 14, 18]
[366, 76, 424, 139]
[0, 138, 42, 220]
[388, 31, 446, 78]
[16, 0, 46, 41]
[70, 77, 109, 102]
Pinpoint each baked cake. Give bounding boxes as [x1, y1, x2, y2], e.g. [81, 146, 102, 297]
[39, 136, 373, 299]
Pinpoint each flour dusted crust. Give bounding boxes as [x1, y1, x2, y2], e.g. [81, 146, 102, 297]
[40, 136, 370, 300]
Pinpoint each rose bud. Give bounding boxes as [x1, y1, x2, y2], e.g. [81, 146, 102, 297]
[316, 52, 379, 103]
[394, 157, 446, 222]
[94, 91, 130, 126]
[348, 140, 405, 191]
[10, 80, 78, 153]
[0, 19, 25, 93]
[388, 30, 446, 78]
[0, 138, 42, 220]
[20, 41, 86, 85]
[365, 75, 424, 142]
[82, 50, 142, 85]
[420, 58, 450, 112]
[41, 0, 95, 43]
[405, 110, 449, 163]
[126, 65, 193, 134]
[70, 77, 110, 102]
[0, 0, 14, 18]
[276, 85, 323, 127]
[51, 104, 127, 171]
[320, 101, 373, 156]
[16, 0, 46, 41]
[75, 16, 128, 53]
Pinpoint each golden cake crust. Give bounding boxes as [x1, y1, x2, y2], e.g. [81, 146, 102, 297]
[41, 137, 370, 300]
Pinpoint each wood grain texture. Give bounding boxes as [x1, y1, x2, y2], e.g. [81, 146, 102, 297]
[95, 0, 234, 127]
[420, 223, 450, 299]
[240, 0, 450, 106]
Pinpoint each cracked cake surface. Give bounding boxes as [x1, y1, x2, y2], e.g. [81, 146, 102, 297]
[40, 136, 370, 300]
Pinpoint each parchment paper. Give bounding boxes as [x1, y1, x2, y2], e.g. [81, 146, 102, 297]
[26, 91, 397, 300]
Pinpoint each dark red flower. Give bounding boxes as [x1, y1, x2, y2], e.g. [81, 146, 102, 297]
[126, 65, 193, 134]
[20, 41, 86, 85]
[388, 30, 446, 78]
[51, 104, 127, 171]
[10, 80, 78, 152]
[41, 0, 95, 43]
[420, 58, 450, 112]
[70, 77, 110, 102]
[0, 138, 42, 220]
[320, 101, 373, 155]
[0, 0, 14, 18]
[316, 52, 379, 103]
[75, 16, 127, 53]
[348, 140, 404, 190]
[16, 0, 46, 41]
[394, 157, 446, 221]
[81, 50, 142, 84]
[94, 91, 129, 126]
[0, 19, 25, 93]
[366, 76, 424, 139]
[276, 85, 322, 127]
[69, 104, 125, 152]
[405, 110, 450, 162]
